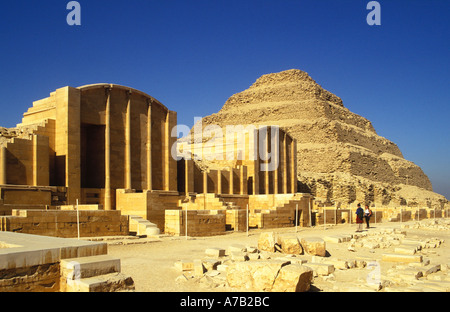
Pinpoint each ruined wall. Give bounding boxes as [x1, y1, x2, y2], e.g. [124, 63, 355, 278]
[0, 209, 129, 238]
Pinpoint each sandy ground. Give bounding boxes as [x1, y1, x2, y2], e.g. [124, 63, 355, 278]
[103, 219, 450, 292]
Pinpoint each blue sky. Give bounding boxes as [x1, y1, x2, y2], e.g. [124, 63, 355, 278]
[0, 0, 449, 199]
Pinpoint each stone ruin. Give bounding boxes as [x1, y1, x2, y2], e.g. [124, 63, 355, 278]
[0, 71, 448, 292]
[173, 220, 450, 292]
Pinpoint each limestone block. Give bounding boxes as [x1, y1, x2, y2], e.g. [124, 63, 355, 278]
[194, 259, 205, 277]
[258, 232, 276, 252]
[60, 255, 120, 281]
[205, 248, 226, 257]
[65, 272, 135, 292]
[271, 264, 313, 292]
[304, 263, 335, 276]
[277, 235, 303, 255]
[394, 245, 417, 255]
[174, 260, 195, 272]
[226, 260, 289, 291]
[227, 244, 247, 253]
[382, 253, 423, 263]
[202, 259, 221, 272]
[300, 237, 326, 257]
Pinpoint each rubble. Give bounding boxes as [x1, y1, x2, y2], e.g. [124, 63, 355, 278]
[171, 223, 449, 292]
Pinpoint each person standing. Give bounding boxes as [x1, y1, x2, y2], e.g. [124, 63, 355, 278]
[364, 205, 372, 229]
[355, 203, 364, 232]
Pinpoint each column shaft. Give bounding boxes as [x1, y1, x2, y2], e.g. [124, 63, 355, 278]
[125, 92, 132, 189]
[104, 88, 112, 210]
[0, 146, 6, 185]
[147, 101, 152, 190]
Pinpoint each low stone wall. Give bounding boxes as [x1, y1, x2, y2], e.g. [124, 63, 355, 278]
[0, 231, 108, 292]
[165, 209, 226, 236]
[0, 262, 61, 292]
[0, 209, 129, 238]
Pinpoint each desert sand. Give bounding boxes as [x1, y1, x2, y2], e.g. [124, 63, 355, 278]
[103, 218, 450, 292]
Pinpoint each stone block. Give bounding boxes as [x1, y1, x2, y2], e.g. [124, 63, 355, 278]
[194, 259, 205, 277]
[300, 237, 326, 257]
[205, 248, 226, 257]
[304, 263, 335, 276]
[60, 255, 120, 281]
[202, 259, 221, 272]
[226, 260, 289, 291]
[65, 272, 135, 292]
[394, 245, 417, 255]
[382, 253, 423, 263]
[174, 260, 194, 272]
[271, 264, 313, 292]
[227, 244, 247, 253]
[278, 235, 302, 255]
[258, 232, 276, 252]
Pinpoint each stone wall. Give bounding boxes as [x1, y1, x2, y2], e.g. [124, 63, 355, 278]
[0, 209, 129, 238]
[165, 209, 226, 236]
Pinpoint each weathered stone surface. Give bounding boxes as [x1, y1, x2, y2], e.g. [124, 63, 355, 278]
[278, 235, 303, 255]
[382, 253, 423, 263]
[205, 248, 226, 257]
[300, 237, 326, 256]
[304, 262, 335, 276]
[258, 232, 276, 252]
[272, 264, 313, 292]
[226, 260, 289, 291]
[174, 260, 194, 272]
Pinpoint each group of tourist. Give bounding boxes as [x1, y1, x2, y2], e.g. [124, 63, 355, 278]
[355, 203, 373, 232]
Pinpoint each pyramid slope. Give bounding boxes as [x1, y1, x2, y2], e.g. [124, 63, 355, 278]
[196, 69, 446, 207]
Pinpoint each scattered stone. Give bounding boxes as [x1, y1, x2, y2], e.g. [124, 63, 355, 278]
[205, 248, 226, 257]
[382, 253, 423, 263]
[423, 264, 441, 277]
[174, 260, 194, 272]
[394, 245, 417, 255]
[278, 235, 303, 255]
[300, 237, 326, 257]
[258, 232, 276, 252]
[228, 244, 247, 253]
[246, 246, 259, 253]
[193, 259, 205, 277]
[226, 260, 290, 291]
[324, 259, 348, 270]
[304, 263, 335, 276]
[229, 251, 249, 261]
[271, 264, 313, 292]
[202, 259, 221, 271]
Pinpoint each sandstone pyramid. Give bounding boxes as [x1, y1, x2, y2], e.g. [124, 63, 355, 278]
[195, 69, 448, 208]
